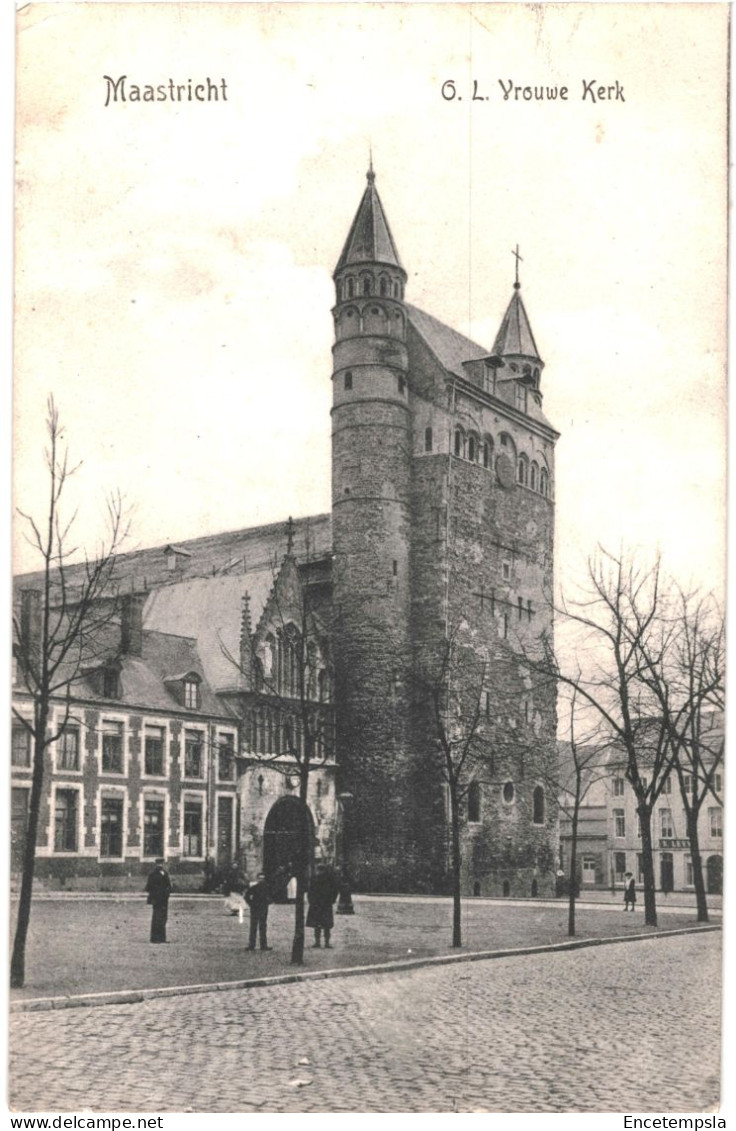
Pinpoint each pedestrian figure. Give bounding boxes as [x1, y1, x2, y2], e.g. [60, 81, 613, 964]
[145, 858, 172, 943]
[245, 872, 272, 950]
[623, 872, 636, 911]
[307, 863, 340, 948]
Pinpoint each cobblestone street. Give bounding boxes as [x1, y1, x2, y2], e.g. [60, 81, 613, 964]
[10, 932, 720, 1113]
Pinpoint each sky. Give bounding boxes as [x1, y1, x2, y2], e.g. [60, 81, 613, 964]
[13, 2, 728, 606]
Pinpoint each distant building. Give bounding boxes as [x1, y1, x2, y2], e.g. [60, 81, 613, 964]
[559, 722, 723, 895]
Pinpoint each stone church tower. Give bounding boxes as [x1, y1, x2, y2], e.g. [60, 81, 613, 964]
[332, 168, 560, 895]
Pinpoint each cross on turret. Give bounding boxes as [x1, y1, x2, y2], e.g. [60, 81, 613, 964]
[512, 244, 523, 290]
[285, 515, 295, 555]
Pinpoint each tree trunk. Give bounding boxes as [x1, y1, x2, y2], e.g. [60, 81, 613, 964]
[568, 794, 580, 938]
[638, 803, 657, 927]
[11, 711, 47, 988]
[290, 767, 310, 965]
[449, 781, 462, 947]
[686, 807, 708, 923]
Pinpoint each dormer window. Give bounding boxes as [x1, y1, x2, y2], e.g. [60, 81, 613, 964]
[184, 678, 200, 709]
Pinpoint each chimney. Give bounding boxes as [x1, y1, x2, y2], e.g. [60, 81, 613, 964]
[121, 594, 145, 656]
[19, 589, 42, 672]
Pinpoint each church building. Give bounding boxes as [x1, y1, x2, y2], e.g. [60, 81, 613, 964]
[12, 168, 560, 896]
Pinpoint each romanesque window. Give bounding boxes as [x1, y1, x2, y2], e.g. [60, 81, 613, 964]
[454, 428, 464, 458]
[347, 277, 355, 298]
[503, 781, 515, 804]
[467, 434, 477, 462]
[502, 562, 510, 581]
[362, 275, 372, 295]
[398, 375, 406, 395]
[483, 439, 492, 469]
[379, 275, 388, 296]
[533, 785, 545, 824]
[468, 781, 481, 823]
[530, 462, 538, 491]
[540, 469, 549, 497]
[100, 796, 123, 858]
[517, 455, 528, 486]
[393, 280, 401, 298]
[344, 371, 353, 390]
[424, 426, 432, 452]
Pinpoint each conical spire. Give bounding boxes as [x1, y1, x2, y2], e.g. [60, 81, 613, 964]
[335, 166, 403, 273]
[492, 289, 542, 363]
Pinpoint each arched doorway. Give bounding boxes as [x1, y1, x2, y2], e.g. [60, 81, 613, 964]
[263, 796, 315, 896]
[706, 855, 723, 895]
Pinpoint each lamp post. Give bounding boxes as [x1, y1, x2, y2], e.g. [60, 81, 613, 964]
[336, 791, 354, 915]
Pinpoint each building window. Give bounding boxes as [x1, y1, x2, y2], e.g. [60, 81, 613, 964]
[530, 462, 538, 491]
[184, 730, 204, 779]
[144, 726, 165, 776]
[468, 781, 481, 823]
[483, 441, 491, 469]
[11, 725, 31, 768]
[100, 796, 124, 858]
[614, 852, 627, 882]
[184, 679, 200, 710]
[685, 854, 694, 887]
[183, 799, 203, 857]
[454, 429, 463, 457]
[143, 799, 165, 857]
[582, 856, 597, 885]
[660, 808, 673, 839]
[614, 809, 625, 838]
[709, 808, 722, 838]
[101, 720, 124, 774]
[424, 426, 432, 452]
[397, 375, 406, 395]
[540, 469, 549, 497]
[344, 371, 352, 390]
[517, 455, 528, 486]
[613, 777, 625, 797]
[662, 775, 672, 794]
[517, 596, 523, 621]
[714, 774, 722, 794]
[218, 735, 235, 781]
[347, 277, 354, 298]
[683, 773, 691, 794]
[54, 789, 78, 852]
[503, 613, 509, 639]
[468, 435, 476, 462]
[502, 562, 511, 581]
[503, 781, 515, 804]
[636, 853, 645, 883]
[58, 726, 80, 771]
[532, 785, 545, 824]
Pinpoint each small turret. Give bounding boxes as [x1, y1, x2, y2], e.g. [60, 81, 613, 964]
[492, 247, 544, 390]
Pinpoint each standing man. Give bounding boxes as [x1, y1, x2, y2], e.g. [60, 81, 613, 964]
[145, 858, 172, 943]
[245, 872, 272, 951]
[307, 863, 340, 948]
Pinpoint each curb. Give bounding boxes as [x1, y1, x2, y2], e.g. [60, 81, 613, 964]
[10, 923, 720, 1015]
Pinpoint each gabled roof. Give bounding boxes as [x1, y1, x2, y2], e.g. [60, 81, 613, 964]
[335, 171, 403, 273]
[492, 288, 542, 362]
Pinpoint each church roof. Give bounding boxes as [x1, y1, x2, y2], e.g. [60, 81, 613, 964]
[335, 171, 403, 273]
[492, 288, 541, 361]
[406, 303, 488, 378]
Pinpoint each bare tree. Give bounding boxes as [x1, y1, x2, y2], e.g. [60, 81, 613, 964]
[11, 398, 128, 987]
[413, 622, 488, 947]
[221, 525, 334, 966]
[528, 550, 677, 926]
[634, 588, 724, 921]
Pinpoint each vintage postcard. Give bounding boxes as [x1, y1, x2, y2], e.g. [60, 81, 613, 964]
[10, 1, 728, 1121]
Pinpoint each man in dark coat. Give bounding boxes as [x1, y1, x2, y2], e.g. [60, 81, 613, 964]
[306, 864, 340, 948]
[245, 873, 272, 951]
[145, 859, 172, 943]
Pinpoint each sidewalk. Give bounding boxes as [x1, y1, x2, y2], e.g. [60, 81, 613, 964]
[9, 892, 719, 1006]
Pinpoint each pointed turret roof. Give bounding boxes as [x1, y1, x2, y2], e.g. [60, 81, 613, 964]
[335, 168, 404, 273]
[492, 287, 542, 362]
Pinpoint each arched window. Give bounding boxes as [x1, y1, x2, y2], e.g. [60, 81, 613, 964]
[482, 438, 493, 469]
[540, 469, 549, 497]
[344, 371, 352, 391]
[454, 428, 464, 458]
[533, 785, 545, 825]
[523, 363, 532, 379]
[503, 781, 515, 804]
[530, 462, 538, 491]
[393, 280, 400, 298]
[468, 781, 481, 823]
[379, 275, 388, 296]
[362, 274, 372, 295]
[397, 375, 406, 395]
[468, 434, 477, 462]
[518, 455, 528, 486]
[346, 277, 355, 298]
[424, 426, 433, 452]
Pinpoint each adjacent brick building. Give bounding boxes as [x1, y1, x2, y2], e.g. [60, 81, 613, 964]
[12, 168, 560, 894]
